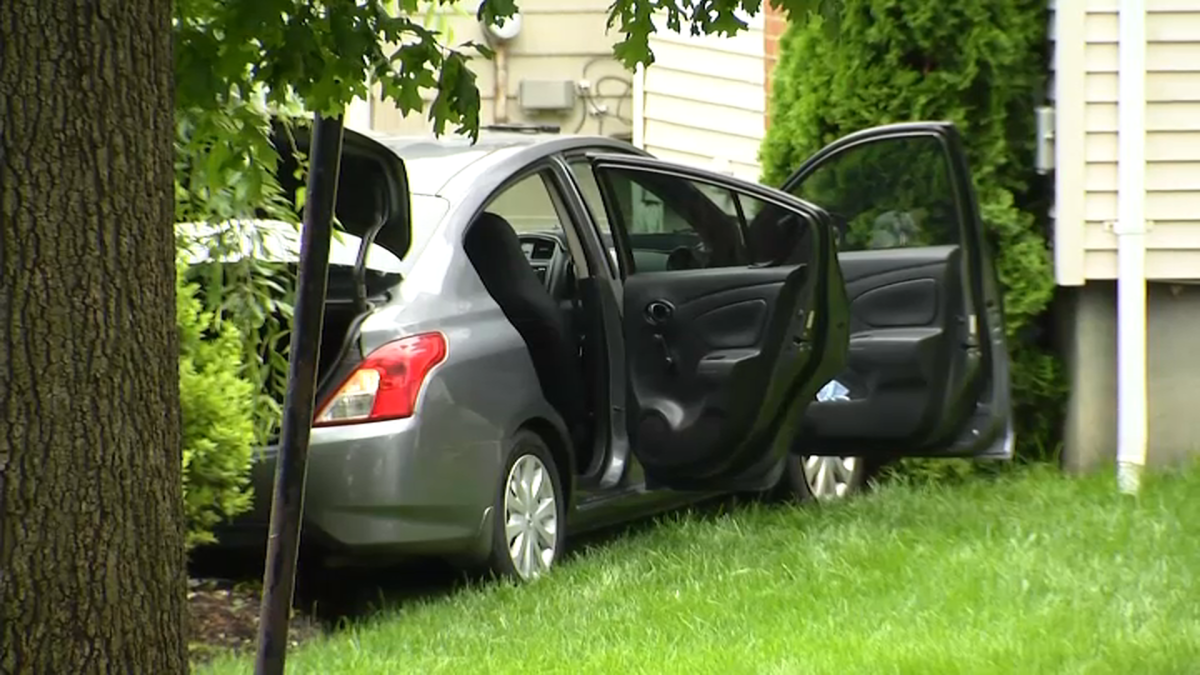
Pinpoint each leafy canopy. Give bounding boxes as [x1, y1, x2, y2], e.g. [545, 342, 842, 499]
[175, 0, 794, 136]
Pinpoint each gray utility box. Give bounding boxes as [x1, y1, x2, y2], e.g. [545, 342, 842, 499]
[519, 80, 577, 112]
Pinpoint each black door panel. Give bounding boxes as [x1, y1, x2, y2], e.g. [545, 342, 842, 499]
[841, 247, 959, 330]
[799, 246, 975, 453]
[839, 245, 957, 283]
[624, 267, 812, 483]
[806, 327, 945, 441]
[627, 268, 798, 355]
[853, 279, 938, 327]
[694, 298, 769, 349]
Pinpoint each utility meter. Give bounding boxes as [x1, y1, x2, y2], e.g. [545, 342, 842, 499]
[479, 2, 522, 42]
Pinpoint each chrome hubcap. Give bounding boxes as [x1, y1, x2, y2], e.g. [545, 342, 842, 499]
[803, 456, 859, 500]
[503, 453, 558, 580]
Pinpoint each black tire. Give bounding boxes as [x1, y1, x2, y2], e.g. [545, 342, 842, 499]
[486, 430, 567, 581]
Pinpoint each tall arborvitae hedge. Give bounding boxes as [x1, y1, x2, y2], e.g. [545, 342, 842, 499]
[761, 0, 1064, 459]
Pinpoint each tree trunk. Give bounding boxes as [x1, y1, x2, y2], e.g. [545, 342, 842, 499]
[0, 0, 186, 673]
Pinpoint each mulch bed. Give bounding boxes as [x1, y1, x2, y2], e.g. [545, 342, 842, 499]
[188, 578, 324, 666]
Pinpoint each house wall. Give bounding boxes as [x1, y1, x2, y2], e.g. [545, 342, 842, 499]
[1059, 282, 1200, 472]
[1055, 0, 1200, 472]
[1054, 0, 1200, 284]
[763, 3, 789, 130]
[369, 0, 633, 138]
[636, 11, 769, 181]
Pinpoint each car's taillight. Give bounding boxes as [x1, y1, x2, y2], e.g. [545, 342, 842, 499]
[314, 332, 447, 426]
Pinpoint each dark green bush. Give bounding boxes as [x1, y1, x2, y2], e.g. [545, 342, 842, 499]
[177, 262, 257, 548]
[762, 0, 1065, 461]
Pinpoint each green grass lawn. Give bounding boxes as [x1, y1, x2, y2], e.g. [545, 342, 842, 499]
[201, 464, 1200, 674]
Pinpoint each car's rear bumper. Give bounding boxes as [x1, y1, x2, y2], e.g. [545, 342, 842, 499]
[213, 417, 499, 562]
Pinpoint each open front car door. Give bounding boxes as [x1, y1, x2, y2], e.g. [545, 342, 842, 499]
[586, 155, 849, 492]
[782, 122, 1013, 460]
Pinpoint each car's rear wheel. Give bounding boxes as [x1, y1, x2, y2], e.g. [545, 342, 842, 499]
[487, 430, 566, 581]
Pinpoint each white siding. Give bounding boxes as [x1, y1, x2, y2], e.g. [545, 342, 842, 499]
[637, 13, 767, 182]
[1057, 0, 1200, 283]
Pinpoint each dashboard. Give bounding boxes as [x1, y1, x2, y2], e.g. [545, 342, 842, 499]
[520, 236, 558, 284]
[519, 232, 565, 290]
[518, 230, 698, 283]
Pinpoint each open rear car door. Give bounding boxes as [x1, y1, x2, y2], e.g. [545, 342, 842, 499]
[587, 155, 850, 492]
[782, 122, 1013, 460]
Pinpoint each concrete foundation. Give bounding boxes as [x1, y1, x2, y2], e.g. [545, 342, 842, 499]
[1059, 280, 1200, 472]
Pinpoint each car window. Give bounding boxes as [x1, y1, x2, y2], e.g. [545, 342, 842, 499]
[567, 161, 611, 235]
[482, 170, 592, 281]
[786, 135, 960, 251]
[485, 172, 568, 235]
[598, 168, 742, 273]
[594, 167, 807, 274]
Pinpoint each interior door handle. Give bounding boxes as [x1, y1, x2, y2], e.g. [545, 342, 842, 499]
[652, 333, 676, 372]
[645, 300, 674, 326]
[644, 300, 676, 371]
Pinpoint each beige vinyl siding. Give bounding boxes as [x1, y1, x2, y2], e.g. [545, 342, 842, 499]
[1062, 0, 1200, 281]
[371, 0, 632, 137]
[1052, 0, 1091, 285]
[638, 13, 767, 182]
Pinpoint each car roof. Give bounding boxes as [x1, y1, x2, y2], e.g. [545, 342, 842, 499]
[353, 128, 637, 196]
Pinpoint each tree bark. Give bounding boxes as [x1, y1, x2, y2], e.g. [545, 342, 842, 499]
[0, 0, 186, 673]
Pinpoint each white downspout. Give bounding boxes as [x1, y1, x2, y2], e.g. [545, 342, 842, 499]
[632, 63, 646, 149]
[1116, 0, 1147, 493]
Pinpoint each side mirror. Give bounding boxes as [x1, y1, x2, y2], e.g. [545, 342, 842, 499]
[273, 121, 412, 260]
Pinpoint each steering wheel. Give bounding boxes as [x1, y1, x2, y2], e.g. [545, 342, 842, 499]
[665, 246, 697, 271]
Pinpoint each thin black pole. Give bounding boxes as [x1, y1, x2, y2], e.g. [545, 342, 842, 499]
[254, 113, 345, 675]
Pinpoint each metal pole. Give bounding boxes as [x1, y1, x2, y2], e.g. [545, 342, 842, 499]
[254, 113, 345, 675]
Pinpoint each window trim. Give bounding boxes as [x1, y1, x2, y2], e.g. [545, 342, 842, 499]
[560, 157, 621, 279]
